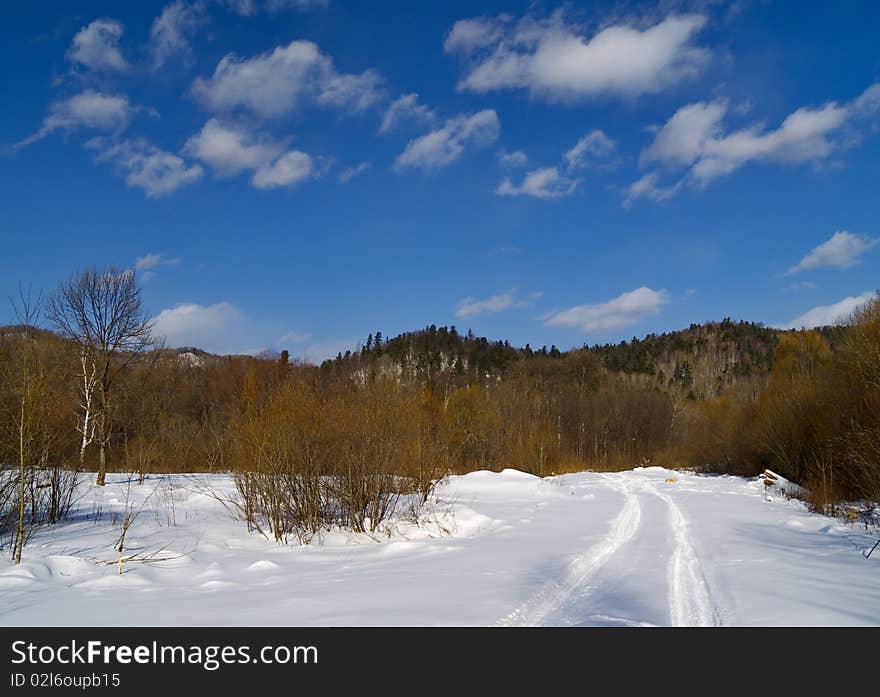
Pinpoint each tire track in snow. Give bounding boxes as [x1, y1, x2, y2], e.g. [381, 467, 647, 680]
[650, 484, 721, 627]
[498, 475, 641, 626]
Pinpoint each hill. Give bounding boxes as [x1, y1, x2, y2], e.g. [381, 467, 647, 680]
[319, 319, 849, 399]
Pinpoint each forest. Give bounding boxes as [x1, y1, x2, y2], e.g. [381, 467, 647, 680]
[1, 266, 878, 555]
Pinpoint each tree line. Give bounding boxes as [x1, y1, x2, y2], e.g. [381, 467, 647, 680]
[1, 265, 878, 557]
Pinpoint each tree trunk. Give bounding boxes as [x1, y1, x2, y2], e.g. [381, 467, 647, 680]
[14, 405, 25, 565]
[97, 442, 107, 487]
[96, 382, 108, 486]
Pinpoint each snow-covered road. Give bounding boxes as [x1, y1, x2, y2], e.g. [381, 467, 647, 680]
[1, 467, 878, 626]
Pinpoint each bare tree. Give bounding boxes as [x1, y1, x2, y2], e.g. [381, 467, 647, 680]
[8, 284, 42, 564]
[46, 267, 155, 486]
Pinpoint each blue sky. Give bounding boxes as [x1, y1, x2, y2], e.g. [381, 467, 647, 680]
[2, 0, 879, 359]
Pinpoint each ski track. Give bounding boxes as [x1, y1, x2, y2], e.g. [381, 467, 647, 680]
[648, 483, 721, 627]
[498, 475, 641, 626]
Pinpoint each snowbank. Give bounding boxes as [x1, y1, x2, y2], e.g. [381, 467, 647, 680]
[0, 468, 878, 626]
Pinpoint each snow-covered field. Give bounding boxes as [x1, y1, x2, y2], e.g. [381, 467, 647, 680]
[1, 467, 878, 626]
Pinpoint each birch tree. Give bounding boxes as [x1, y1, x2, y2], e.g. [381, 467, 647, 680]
[76, 349, 97, 468]
[47, 267, 155, 486]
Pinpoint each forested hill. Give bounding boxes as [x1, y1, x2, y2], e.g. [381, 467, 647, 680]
[320, 320, 848, 399]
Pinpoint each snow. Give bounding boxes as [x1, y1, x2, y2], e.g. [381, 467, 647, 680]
[1, 467, 878, 626]
[759, 469, 810, 500]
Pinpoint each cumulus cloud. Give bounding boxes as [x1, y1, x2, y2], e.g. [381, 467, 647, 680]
[564, 129, 616, 169]
[777, 291, 875, 330]
[183, 119, 317, 189]
[67, 19, 129, 72]
[544, 287, 668, 333]
[17, 91, 134, 147]
[152, 301, 244, 352]
[183, 119, 283, 175]
[455, 290, 534, 318]
[785, 231, 879, 275]
[191, 40, 384, 118]
[640, 99, 726, 169]
[495, 166, 578, 199]
[338, 161, 370, 182]
[88, 137, 203, 197]
[250, 150, 314, 188]
[394, 109, 500, 171]
[378, 93, 436, 134]
[632, 82, 880, 199]
[150, 1, 207, 69]
[445, 12, 709, 101]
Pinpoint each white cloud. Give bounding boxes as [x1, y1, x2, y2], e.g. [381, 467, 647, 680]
[378, 93, 436, 134]
[640, 99, 726, 169]
[785, 231, 879, 275]
[778, 291, 875, 330]
[495, 131, 613, 199]
[564, 129, 616, 169]
[394, 109, 500, 171]
[544, 287, 669, 333]
[67, 19, 129, 72]
[250, 150, 314, 188]
[150, 1, 207, 69]
[136, 253, 173, 271]
[152, 301, 244, 352]
[183, 119, 283, 176]
[184, 119, 318, 189]
[445, 12, 709, 101]
[692, 103, 848, 182]
[444, 16, 506, 54]
[635, 82, 880, 196]
[455, 290, 534, 318]
[852, 82, 880, 119]
[498, 149, 528, 168]
[191, 40, 384, 118]
[17, 91, 133, 146]
[338, 161, 370, 182]
[135, 253, 181, 281]
[624, 172, 681, 205]
[88, 138, 204, 197]
[495, 166, 578, 199]
[317, 71, 385, 112]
